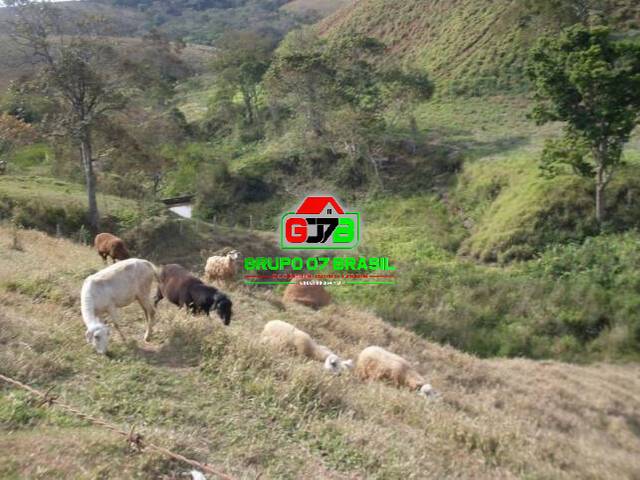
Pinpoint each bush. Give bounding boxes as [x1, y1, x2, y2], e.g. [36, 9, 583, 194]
[339, 231, 640, 362]
[8, 144, 52, 169]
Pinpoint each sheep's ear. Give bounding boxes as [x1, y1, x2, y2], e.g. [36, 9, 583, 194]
[85, 330, 93, 343]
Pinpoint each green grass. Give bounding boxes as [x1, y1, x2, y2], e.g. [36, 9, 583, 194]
[359, 195, 465, 262]
[453, 152, 640, 262]
[0, 174, 141, 235]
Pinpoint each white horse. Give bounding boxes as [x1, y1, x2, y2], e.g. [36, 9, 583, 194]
[81, 258, 159, 354]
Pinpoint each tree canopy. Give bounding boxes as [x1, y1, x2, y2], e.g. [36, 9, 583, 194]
[527, 25, 640, 223]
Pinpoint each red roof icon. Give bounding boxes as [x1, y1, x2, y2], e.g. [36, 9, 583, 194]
[295, 196, 345, 215]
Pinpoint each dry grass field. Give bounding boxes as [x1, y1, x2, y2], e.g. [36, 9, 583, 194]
[1, 224, 640, 479]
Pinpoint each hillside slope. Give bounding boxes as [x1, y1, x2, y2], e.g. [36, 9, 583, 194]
[1, 225, 640, 478]
[320, 0, 640, 93]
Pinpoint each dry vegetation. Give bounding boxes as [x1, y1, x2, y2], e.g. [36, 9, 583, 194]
[1, 224, 639, 479]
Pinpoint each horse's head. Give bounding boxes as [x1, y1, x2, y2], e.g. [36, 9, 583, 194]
[86, 325, 110, 354]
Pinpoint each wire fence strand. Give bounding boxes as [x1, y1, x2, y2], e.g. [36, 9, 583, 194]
[0, 373, 236, 480]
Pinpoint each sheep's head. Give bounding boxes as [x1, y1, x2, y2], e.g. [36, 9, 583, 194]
[212, 294, 233, 326]
[324, 354, 353, 374]
[86, 325, 110, 354]
[418, 383, 438, 399]
[228, 250, 241, 261]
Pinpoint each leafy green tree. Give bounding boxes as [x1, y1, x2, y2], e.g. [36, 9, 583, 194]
[6, 0, 127, 230]
[265, 29, 433, 187]
[527, 25, 640, 224]
[265, 28, 336, 137]
[210, 30, 275, 128]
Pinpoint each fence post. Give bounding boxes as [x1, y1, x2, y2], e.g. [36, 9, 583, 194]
[249, 215, 253, 230]
[56, 223, 62, 238]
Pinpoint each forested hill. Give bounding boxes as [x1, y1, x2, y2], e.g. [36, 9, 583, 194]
[320, 0, 640, 94]
[90, 0, 348, 43]
[0, 0, 346, 45]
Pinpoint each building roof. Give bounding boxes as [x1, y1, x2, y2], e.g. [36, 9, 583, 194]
[295, 196, 345, 215]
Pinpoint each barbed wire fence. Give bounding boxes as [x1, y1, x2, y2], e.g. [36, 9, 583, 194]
[0, 373, 236, 480]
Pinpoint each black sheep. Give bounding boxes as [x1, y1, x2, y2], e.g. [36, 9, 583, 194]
[154, 264, 233, 325]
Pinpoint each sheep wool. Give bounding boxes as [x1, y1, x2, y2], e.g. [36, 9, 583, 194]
[261, 320, 332, 362]
[204, 250, 241, 284]
[356, 346, 428, 391]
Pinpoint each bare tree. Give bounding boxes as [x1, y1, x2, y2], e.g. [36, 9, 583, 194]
[5, 0, 126, 230]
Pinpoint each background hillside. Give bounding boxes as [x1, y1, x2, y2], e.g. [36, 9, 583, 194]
[321, 0, 640, 94]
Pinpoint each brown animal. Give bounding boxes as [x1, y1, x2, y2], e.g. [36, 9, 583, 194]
[94, 233, 130, 264]
[154, 263, 232, 325]
[283, 280, 331, 309]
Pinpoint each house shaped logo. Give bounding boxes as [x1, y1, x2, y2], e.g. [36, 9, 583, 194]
[280, 195, 360, 250]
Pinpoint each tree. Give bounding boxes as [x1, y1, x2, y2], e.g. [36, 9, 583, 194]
[265, 29, 433, 188]
[6, 0, 126, 230]
[0, 113, 38, 159]
[211, 30, 275, 126]
[527, 25, 640, 224]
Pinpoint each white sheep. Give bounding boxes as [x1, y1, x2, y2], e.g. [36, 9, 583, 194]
[356, 346, 436, 397]
[81, 258, 159, 354]
[260, 320, 352, 374]
[204, 249, 241, 286]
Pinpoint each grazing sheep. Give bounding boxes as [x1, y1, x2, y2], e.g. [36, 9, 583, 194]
[204, 249, 241, 286]
[81, 258, 159, 354]
[260, 320, 352, 374]
[282, 280, 331, 309]
[94, 233, 130, 264]
[356, 346, 436, 397]
[155, 263, 233, 325]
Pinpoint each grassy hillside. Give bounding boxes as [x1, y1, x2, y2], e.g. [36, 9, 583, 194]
[1, 225, 640, 478]
[320, 0, 640, 94]
[0, 175, 141, 235]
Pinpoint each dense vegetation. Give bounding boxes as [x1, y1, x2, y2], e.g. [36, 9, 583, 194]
[1, 0, 640, 363]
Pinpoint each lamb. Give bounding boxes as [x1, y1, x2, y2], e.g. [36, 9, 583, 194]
[282, 280, 331, 309]
[355, 346, 436, 397]
[94, 232, 130, 264]
[260, 320, 352, 374]
[81, 258, 159, 354]
[204, 250, 241, 286]
[155, 263, 233, 325]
